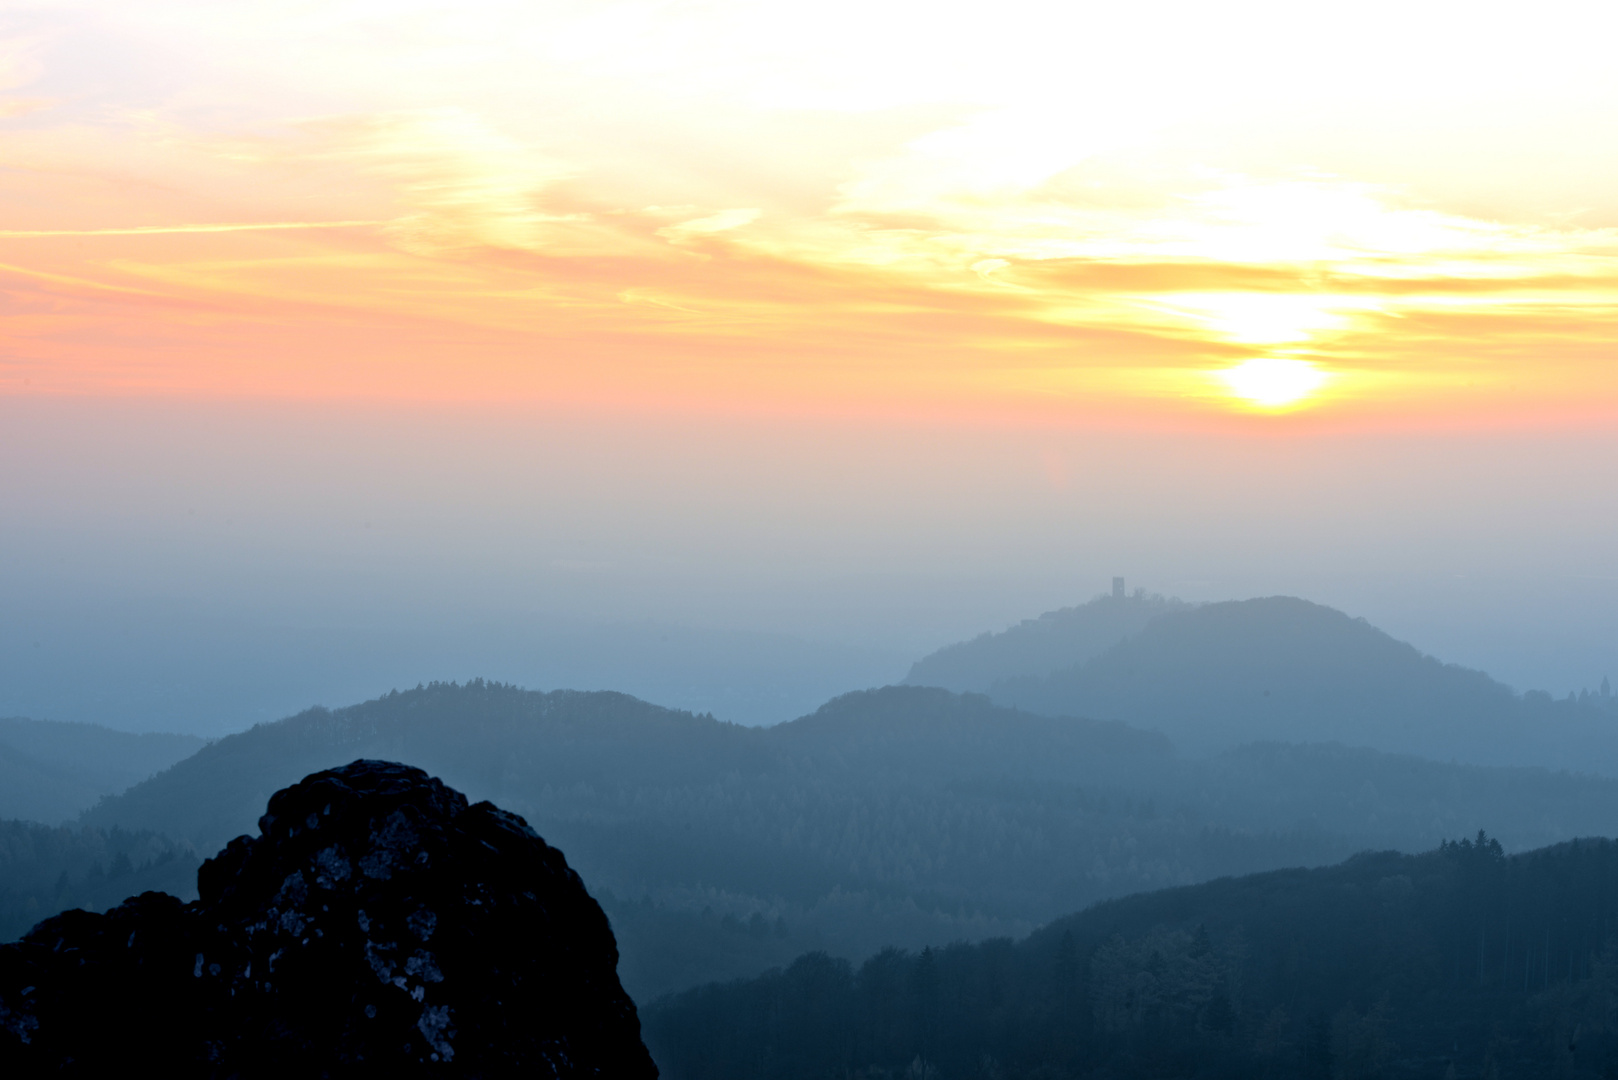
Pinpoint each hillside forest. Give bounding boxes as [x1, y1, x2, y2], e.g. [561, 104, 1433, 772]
[645, 835, 1618, 1079]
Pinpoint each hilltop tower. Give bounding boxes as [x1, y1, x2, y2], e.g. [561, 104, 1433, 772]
[1112, 577, 1125, 599]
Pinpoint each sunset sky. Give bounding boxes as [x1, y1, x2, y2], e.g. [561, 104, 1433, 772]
[3, 1, 1618, 730]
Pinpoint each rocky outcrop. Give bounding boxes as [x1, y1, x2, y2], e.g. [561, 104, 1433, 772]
[0, 760, 657, 1077]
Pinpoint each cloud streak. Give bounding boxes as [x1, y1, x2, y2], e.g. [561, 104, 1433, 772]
[0, 221, 387, 237]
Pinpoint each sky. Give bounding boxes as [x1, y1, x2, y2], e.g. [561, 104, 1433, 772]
[2, 1, 1617, 732]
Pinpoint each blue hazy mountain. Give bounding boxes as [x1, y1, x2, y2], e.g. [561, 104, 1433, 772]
[0, 717, 204, 823]
[903, 590, 1191, 692]
[988, 596, 1618, 771]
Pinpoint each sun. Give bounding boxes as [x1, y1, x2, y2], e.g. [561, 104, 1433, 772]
[1217, 358, 1328, 410]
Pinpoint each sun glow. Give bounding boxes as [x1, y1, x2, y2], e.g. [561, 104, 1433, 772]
[1218, 358, 1329, 410]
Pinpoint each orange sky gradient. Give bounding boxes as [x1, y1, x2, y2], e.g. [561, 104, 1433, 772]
[2, 0, 1616, 427]
[6, 2, 1618, 730]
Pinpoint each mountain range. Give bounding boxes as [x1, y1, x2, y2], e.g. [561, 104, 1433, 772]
[6, 592, 1618, 1003]
[68, 679, 1618, 999]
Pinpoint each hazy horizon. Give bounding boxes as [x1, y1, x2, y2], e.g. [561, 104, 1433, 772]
[4, 397, 1615, 735]
[6, 3, 1618, 735]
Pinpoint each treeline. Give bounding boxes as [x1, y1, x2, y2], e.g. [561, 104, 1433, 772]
[645, 834, 1618, 1079]
[0, 819, 199, 941]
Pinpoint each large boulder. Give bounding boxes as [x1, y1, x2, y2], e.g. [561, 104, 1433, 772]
[0, 760, 657, 1078]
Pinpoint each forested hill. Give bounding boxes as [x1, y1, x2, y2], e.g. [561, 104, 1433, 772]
[645, 834, 1618, 1080]
[0, 819, 199, 943]
[74, 681, 1618, 1000]
[904, 592, 1189, 693]
[81, 682, 1187, 857]
[80, 684, 757, 852]
[991, 596, 1618, 770]
[0, 717, 205, 823]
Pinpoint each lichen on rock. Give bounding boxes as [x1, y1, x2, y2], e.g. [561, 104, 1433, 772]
[0, 760, 657, 1078]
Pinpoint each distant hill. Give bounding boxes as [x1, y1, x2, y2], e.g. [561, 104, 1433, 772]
[82, 685, 771, 855]
[904, 591, 1190, 692]
[0, 717, 205, 823]
[990, 596, 1618, 770]
[75, 681, 1618, 1000]
[644, 834, 1618, 1080]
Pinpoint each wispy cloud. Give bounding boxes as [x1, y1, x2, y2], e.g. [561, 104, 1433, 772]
[0, 221, 385, 237]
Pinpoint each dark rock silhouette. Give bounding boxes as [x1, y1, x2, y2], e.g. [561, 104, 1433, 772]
[0, 760, 657, 1078]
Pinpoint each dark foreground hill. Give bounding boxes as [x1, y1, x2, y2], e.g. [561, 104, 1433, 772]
[71, 682, 1618, 999]
[991, 596, 1618, 769]
[0, 717, 204, 823]
[645, 833, 1618, 1080]
[0, 760, 656, 1078]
